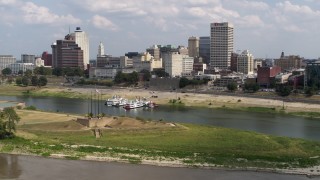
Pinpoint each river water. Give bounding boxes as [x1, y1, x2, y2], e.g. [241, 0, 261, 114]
[1, 95, 320, 141]
[0, 154, 312, 180]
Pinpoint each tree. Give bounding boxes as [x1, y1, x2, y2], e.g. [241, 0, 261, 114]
[304, 86, 317, 97]
[31, 76, 39, 86]
[73, 67, 84, 77]
[276, 84, 292, 97]
[1, 107, 20, 134]
[2, 68, 12, 76]
[34, 66, 52, 76]
[227, 82, 237, 92]
[22, 76, 30, 86]
[52, 67, 63, 76]
[140, 69, 151, 81]
[38, 76, 48, 87]
[179, 77, 189, 88]
[114, 71, 124, 84]
[15, 77, 22, 85]
[128, 71, 139, 84]
[152, 68, 169, 78]
[244, 83, 260, 93]
[18, 70, 23, 75]
[276, 84, 292, 109]
[24, 69, 33, 78]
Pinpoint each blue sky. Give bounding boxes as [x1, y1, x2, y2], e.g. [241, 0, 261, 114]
[0, 0, 320, 59]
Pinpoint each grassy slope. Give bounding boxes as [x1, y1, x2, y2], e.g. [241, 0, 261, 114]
[0, 110, 319, 168]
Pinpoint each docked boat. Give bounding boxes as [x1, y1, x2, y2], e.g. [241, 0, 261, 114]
[143, 101, 158, 108]
[123, 100, 144, 110]
[105, 95, 123, 106]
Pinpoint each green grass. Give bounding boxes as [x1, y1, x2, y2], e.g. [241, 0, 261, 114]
[2, 123, 320, 168]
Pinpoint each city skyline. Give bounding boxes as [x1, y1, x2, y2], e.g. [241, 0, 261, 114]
[0, 0, 320, 59]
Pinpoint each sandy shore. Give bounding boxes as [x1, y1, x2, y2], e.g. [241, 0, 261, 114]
[53, 86, 320, 113]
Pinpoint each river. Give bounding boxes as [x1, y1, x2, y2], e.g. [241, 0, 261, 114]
[0, 154, 312, 180]
[0, 95, 320, 141]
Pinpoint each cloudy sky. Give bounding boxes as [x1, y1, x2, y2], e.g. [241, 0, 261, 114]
[0, 0, 320, 60]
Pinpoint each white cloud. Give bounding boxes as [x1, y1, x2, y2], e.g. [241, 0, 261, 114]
[0, 0, 17, 5]
[283, 25, 305, 33]
[21, 2, 81, 25]
[236, 15, 265, 28]
[91, 15, 119, 31]
[277, 1, 320, 16]
[231, 0, 269, 10]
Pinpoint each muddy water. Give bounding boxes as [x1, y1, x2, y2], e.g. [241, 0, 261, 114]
[0, 154, 312, 180]
[1, 95, 320, 141]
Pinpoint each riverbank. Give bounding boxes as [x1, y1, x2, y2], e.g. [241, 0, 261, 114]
[1, 110, 320, 176]
[2, 154, 313, 180]
[1, 85, 320, 116]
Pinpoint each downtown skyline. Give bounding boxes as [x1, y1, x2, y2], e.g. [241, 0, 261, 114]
[0, 0, 320, 59]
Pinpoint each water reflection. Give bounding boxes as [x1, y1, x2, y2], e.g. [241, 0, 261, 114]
[0, 154, 21, 179]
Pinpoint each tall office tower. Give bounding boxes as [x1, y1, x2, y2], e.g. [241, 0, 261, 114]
[98, 42, 105, 57]
[65, 27, 89, 69]
[237, 50, 254, 75]
[51, 40, 84, 69]
[188, 36, 199, 58]
[146, 45, 160, 61]
[199, 36, 210, 65]
[210, 22, 234, 69]
[21, 54, 35, 64]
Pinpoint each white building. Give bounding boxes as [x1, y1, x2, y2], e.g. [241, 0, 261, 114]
[68, 27, 89, 69]
[182, 56, 194, 74]
[120, 56, 133, 68]
[35, 58, 45, 67]
[132, 52, 162, 72]
[7, 63, 34, 74]
[188, 36, 199, 58]
[89, 67, 118, 79]
[163, 52, 193, 77]
[210, 22, 234, 70]
[163, 52, 182, 77]
[89, 67, 137, 79]
[237, 50, 254, 75]
[98, 42, 105, 57]
[0, 55, 16, 71]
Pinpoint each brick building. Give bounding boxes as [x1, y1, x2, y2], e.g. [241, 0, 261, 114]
[257, 66, 281, 87]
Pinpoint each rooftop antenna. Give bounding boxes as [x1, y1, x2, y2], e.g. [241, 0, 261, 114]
[68, 26, 70, 34]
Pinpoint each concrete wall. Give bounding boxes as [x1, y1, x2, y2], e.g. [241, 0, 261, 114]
[149, 78, 180, 90]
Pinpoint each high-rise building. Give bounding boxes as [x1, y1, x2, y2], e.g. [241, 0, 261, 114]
[65, 27, 89, 69]
[237, 50, 254, 75]
[21, 54, 35, 64]
[98, 42, 105, 57]
[199, 36, 210, 65]
[188, 37, 199, 58]
[230, 52, 238, 72]
[210, 22, 234, 70]
[51, 40, 84, 69]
